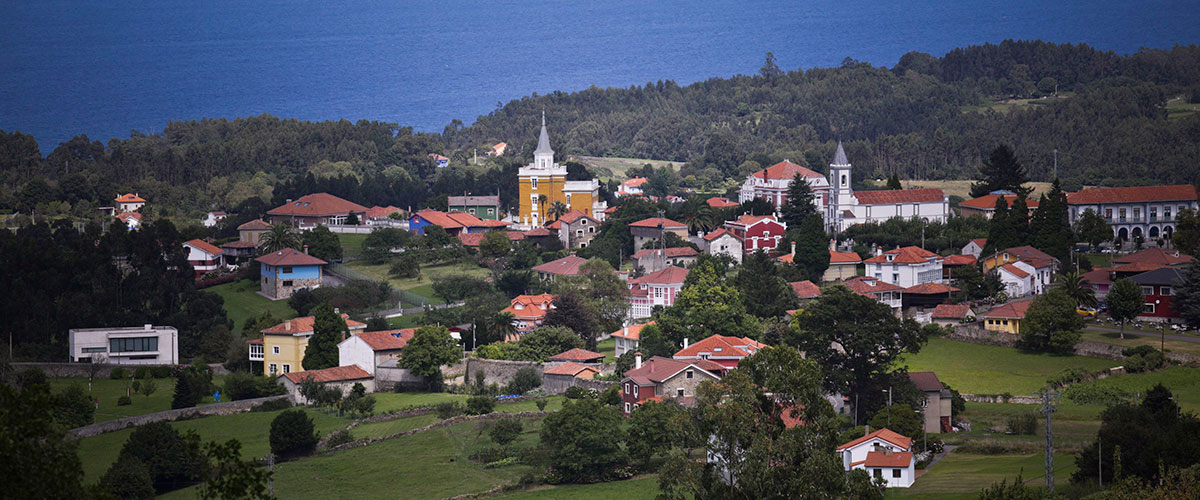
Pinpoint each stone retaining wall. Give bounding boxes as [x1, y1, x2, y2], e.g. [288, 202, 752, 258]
[947, 325, 1199, 364]
[69, 395, 288, 438]
[464, 358, 543, 386]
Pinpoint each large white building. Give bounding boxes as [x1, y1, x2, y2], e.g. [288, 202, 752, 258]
[1066, 185, 1199, 245]
[69, 325, 179, 365]
[864, 246, 944, 288]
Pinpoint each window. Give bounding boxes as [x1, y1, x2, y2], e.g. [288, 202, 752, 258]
[624, 402, 630, 413]
[1161, 286, 1173, 296]
[686, 370, 694, 379]
[588, 226, 595, 233]
[1105, 208, 1113, 219]
[654, 287, 663, 299]
[282, 280, 294, 287]
[1142, 286, 1154, 296]
[1002, 320, 1009, 326]
[1166, 207, 1173, 219]
[82, 347, 106, 353]
[873, 469, 883, 479]
[487, 208, 495, 215]
[1143, 303, 1155, 314]
[468, 208, 475, 215]
[892, 469, 902, 478]
[1133, 208, 1141, 218]
[626, 383, 631, 393]
[531, 178, 538, 190]
[633, 386, 639, 397]
[109, 337, 158, 353]
[273, 346, 280, 355]
[282, 364, 290, 373]
[892, 273, 899, 283]
[269, 363, 278, 375]
[1119, 208, 1127, 219]
[283, 266, 292, 273]
[676, 388, 685, 397]
[1151, 207, 1158, 219]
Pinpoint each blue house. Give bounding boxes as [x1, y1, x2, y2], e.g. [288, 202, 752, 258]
[255, 248, 327, 300]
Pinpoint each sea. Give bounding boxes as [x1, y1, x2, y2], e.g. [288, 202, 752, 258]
[2, 0, 1198, 150]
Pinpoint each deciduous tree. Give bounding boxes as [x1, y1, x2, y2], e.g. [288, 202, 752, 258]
[1107, 278, 1145, 340]
[398, 325, 461, 386]
[1018, 289, 1084, 352]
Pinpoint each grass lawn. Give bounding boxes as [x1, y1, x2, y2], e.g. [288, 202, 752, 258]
[387, 311, 431, 329]
[493, 475, 660, 499]
[336, 232, 370, 259]
[894, 452, 1077, 499]
[344, 260, 491, 301]
[900, 337, 1120, 395]
[1081, 366, 1200, 413]
[372, 392, 470, 413]
[1081, 327, 1200, 357]
[898, 180, 1052, 201]
[406, 283, 447, 305]
[949, 402, 1101, 449]
[208, 279, 297, 332]
[49, 376, 227, 424]
[78, 407, 350, 483]
[596, 337, 616, 362]
[351, 413, 441, 440]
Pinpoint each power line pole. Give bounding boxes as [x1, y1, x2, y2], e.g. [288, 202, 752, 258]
[1034, 390, 1059, 492]
[1053, 149, 1058, 180]
[266, 452, 275, 498]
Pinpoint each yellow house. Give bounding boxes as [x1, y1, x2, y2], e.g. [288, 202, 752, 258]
[981, 300, 1034, 334]
[517, 113, 605, 227]
[249, 314, 366, 376]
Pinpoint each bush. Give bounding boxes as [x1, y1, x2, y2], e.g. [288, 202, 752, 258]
[504, 367, 542, 395]
[117, 395, 132, 406]
[489, 418, 523, 446]
[1047, 367, 1089, 388]
[1122, 345, 1159, 357]
[134, 366, 151, 379]
[435, 401, 464, 419]
[1064, 383, 1131, 406]
[223, 371, 283, 401]
[466, 395, 496, 415]
[251, 398, 293, 412]
[152, 366, 173, 378]
[270, 409, 319, 460]
[110, 367, 130, 380]
[1122, 346, 1165, 373]
[565, 386, 593, 399]
[323, 429, 355, 449]
[1006, 412, 1037, 435]
[132, 380, 142, 392]
[535, 399, 548, 411]
[117, 421, 206, 494]
[99, 456, 156, 500]
[485, 456, 521, 468]
[54, 383, 96, 428]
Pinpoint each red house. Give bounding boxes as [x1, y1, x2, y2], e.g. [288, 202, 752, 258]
[1130, 267, 1184, 323]
[620, 355, 726, 415]
[723, 215, 787, 253]
[673, 334, 767, 369]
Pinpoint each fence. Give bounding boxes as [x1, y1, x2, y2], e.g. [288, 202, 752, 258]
[325, 225, 375, 234]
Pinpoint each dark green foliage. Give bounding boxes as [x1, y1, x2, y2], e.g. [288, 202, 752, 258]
[118, 421, 206, 493]
[1175, 260, 1200, 330]
[1029, 179, 1073, 264]
[970, 145, 1031, 198]
[626, 400, 683, 465]
[868, 405, 923, 443]
[99, 456, 156, 500]
[198, 439, 271, 500]
[134, 366, 151, 379]
[302, 303, 346, 370]
[324, 429, 355, 449]
[269, 409, 319, 460]
[976, 474, 1044, 500]
[842, 215, 989, 256]
[365, 316, 389, 331]
[654, 257, 761, 348]
[399, 325, 461, 386]
[535, 399, 549, 411]
[1017, 289, 1083, 353]
[431, 274, 492, 303]
[1074, 208, 1111, 250]
[1122, 346, 1165, 373]
[785, 215, 830, 282]
[1073, 385, 1200, 484]
[1006, 413, 1037, 435]
[110, 367, 130, 380]
[886, 173, 903, 190]
[540, 398, 629, 483]
[466, 395, 496, 415]
[172, 363, 213, 410]
[1174, 209, 1200, 257]
[780, 172, 817, 228]
[952, 265, 1004, 301]
[1107, 278, 1145, 339]
[302, 225, 343, 262]
[435, 402, 465, 419]
[54, 382, 95, 428]
[118, 395, 133, 406]
[251, 398, 292, 412]
[361, 228, 413, 264]
[544, 289, 598, 350]
[389, 253, 421, 278]
[600, 384, 621, 406]
[737, 250, 799, 319]
[503, 367, 542, 395]
[222, 371, 285, 401]
[488, 418, 522, 446]
[564, 386, 593, 400]
[0, 371, 87, 498]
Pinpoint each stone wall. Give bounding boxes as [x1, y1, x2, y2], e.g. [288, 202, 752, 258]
[464, 358, 543, 387]
[320, 411, 551, 455]
[68, 395, 288, 438]
[11, 362, 230, 378]
[376, 366, 426, 390]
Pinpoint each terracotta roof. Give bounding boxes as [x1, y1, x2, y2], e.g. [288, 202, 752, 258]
[908, 371, 943, 392]
[620, 177, 648, 188]
[610, 321, 654, 340]
[238, 219, 271, 231]
[1112, 248, 1195, 266]
[854, 188, 944, 205]
[702, 228, 742, 242]
[280, 365, 372, 384]
[752, 160, 824, 180]
[674, 334, 767, 359]
[728, 214, 779, 227]
[523, 227, 552, 237]
[184, 239, 224, 256]
[830, 249, 862, 264]
[262, 314, 366, 335]
[115, 212, 142, 223]
[865, 451, 913, 468]
[630, 217, 687, 229]
[777, 253, 795, 264]
[1113, 261, 1172, 274]
[998, 263, 1030, 279]
[983, 300, 1034, 319]
[790, 280, 822, 299]
[501, 294, 554, 319]
[623, 356, 724, 385]
[549, 348, 606, 362]
[960, 194, 1039, 210]
[427, 153, 449, 161]
[247, 338, 263, 344]
[267, 193, 368, 217]
[943, 254, 977, 266]
[837, 428, 913, 451]
[355, 329, 418, 351]
[115, 193, 145, 203]
[902, 283, 960, 295]
[843, 276, 904, 295]
[366, 206, 402, 219]
[1067, 185, 1199, 205]
[968, 238, 987, 249]
[707, 197, 740, 208]
[633, 247, 699, 260]
[864, 246, 940, 264]
[1081, 268, 1114, 285]
[255, 248, 328, 267]
[630, 266, 689, 285]
[532, 255, 588, 275]
[492, 142, 506, 150]
[546, 219, 563, 230]
[543, 361, 600, 377]
[457, 231, 525, 247]
[221, 240, 258, 249]
[931, 303, 970, 320]
[1003, 246, 1057, 269]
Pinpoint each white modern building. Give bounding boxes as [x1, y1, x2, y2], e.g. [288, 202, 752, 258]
[864, 246, 944, 288]
[837, 428, 916, 488]
[69, 325, 179, 365]
[1066, 185, 1199, 245]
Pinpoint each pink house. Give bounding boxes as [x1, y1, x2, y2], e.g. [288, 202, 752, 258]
[628, 266, 688, 319]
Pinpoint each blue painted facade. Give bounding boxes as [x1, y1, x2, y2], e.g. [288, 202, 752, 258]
[261, 263, 322, 279]
[409, 214, 434, 235]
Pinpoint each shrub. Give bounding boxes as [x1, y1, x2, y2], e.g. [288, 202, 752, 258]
[152, 366, 173, 378]
[117, 395, 132, 406]
[599, 385, 621, 406]
[117, 421, 206, 494]
[323, 429, 355, 449]
[269, 409, 319, 460]
[54, 383, 96, 428]
[504, 367, 542, 395]
[565, 386, 592, 399]
[251, 398, 292, 412]
[1047, 367, 1089, 388]
[99, 456, 155, 500]
[489, 418, 523, 446]
[110, 367, 130, 380]
[1122, 347, 1165, 373]
[1064, 383, 1131, 406]
[535, 399, 548, 411]
[485, 456, 521, 468]
[223, 371, 283, 401]
[466, 395, 496, 415]
[435, 401, 464, 419]
[132, 380, 142, 391]
[1006, 413, 1037, 435]
[133, 366, 151, 379]
[1122, 345, 1159, 357]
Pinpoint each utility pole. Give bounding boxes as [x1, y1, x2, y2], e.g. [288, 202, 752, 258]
[1034, 390, 1059, 492]
[266, 452, 275, 498]
[1098, 435, 1102, 488]
[1053, 149, 1058, 180]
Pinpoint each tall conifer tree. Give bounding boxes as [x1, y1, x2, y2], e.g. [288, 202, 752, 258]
[302, 303, 347, 370]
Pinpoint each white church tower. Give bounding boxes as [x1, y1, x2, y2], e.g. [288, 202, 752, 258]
[828, 142, 855, 231]
[532, 111, 555, 170]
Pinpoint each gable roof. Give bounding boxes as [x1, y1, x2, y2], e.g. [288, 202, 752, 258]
[1067, 185, 1199, 205]
[630, 217, 687, 229]
[630, 266, 690, 285]
[959, 193, 1039, 210]
[262, 314, 366, 335]
[523, 227, 552, 237]
[983, 300, 1034, 319]
[633, 247, 699, 260]
[967, 238, 987, 249]
[280, 365, 372, 384]
[623, 356, 724, 385]
[366, 206, 402, 219]
[1003, 246, 1057, 269]
[255, 248, 328, 267]
[864, 450, 913, 468]
[533, 255, 588, 275]
[543, 361, 600, 377]
[115, 193, 145, 203]
[611, 321, 655, 340]
[115, 212, 143, 223]
[221, 240, 258, 249]
[457, 231, 525, 247]
[619, 177, 648, 189]
[931, 303, 971, 320]
[728, 214, 782, 228]
[448, 195, 500, 207]
[558, 209, 596, 224]
[184, 239, 224, 256]
[702, 228, 742, 242]
[268, 193, 368, 217]
[501, 294, 555, 318]
[238, 219, 271, 231]
[354, 329, 418, 351]
[549, 348, 606, 362]
[1129, 267, 1184, 287]
[674, 334, 767, 359]
[790, 280, 822, 299]
[837, 428, 913, 451]
[1112, 248, 1195, 266]
[864, 246, 939, 264]
[752, 160, 824, 180]
[902, 282, 960, 295]
[908, 371, 943, 392]
[854, 188, 944, 205]
[1081, 268, 1115, 286]
[943, 254, 977, 266]
[706, 197, 740, 208]
[843, 276, 904, 295]
[830, 249, 862, 264]
[998, 263, 1030, 279]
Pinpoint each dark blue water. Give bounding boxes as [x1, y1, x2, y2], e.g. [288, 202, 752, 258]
[2, 0, 1198, 150]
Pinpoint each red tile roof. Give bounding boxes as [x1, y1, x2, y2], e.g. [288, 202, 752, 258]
[630, 217, 687, 229]
[790, 280, 822, 299]
[366, 206, 401, 219]
[930, 303, 970, 320]
[115, 193, 146, 203]
[237, 219, 271, 231]
[630, 266, 689, 285]
[729, 214, 777, 227]
[830, 249, 862, 264]
[221, 240, 258, 249]
[999, 263, 1030, 278]
[280, 365, 372, 384]
[1112, 248, 1195, 266]
[619, 177, 649, 188]
[549, 348, 606, 362]
[706, 197, 740, 208]
[902, 282, 960, 295]
[854, 188, 944, 205]
[501, 294, 554, 319]
[1081, 268, 1114, 286]
[837, 428, 913, 451]
[523, 227, 552, 237]
[546, 219, 563, 230]
[674, 334, 767, 359]
[843, 276, 904, 295]
[543, 361, 600, 377]
[623, 356, 724, 385]
[702, 228, 742, 242]
[262, 314, 366, 335]
[355, 329, 417, 350]
[184, 239, 224, 256]
[558, 209, 595, 224]
[632, 247, 699, 260]
[533, 255, 588, 275]
[457, 231, 525, 247]
[1067, 185, 1199, 205]
[610, 321, 654, 340]
[255, 248, 328, 267]
[777, 253, 794, 264]
[959, 194, 1039, 210]
[865, 451, 913, 468]
[943, 254, 977, 266]
[983, 300, 1034, 319]
[115, 212, 142, 223]
[969, 238, 987, 249]
[752, 160, 824, 180]
[268, 193, 368, 217]
[1112, 261, 1173, 274]
[1003, 246, 1057, 269]
[864, 246, 939, 264]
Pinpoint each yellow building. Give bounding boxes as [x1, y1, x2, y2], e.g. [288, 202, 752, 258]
[249, 314, 366, 376]
[981, 300, 1033, 334]
[517, 113, 606, 227]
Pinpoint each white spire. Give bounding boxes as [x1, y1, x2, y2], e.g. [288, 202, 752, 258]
[832, 141, 849, 166]
[534, 111, 553, 157]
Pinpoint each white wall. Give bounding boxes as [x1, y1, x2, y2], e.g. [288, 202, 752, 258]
[69, 326, 179, 365]
[865, 260, 942, 288]
[839, 437, 908, 465]
[338, 336, 377, 374]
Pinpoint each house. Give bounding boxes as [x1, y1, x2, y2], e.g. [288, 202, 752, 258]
[722, 215, 787, 253]
[69, 325, 179, 365]
[519, 226, 558, 248]
[1130, 267, 1185, 323]
[1082, 268, 1116, 304]
[548, 348, 606, 364]
[620, 354, 726, 415]
[202, 211, 228, 227]
[1113, 248, 1194, 270]
[488, 142, 507, 156]
[673, 334, 767, 369]
[700, 228, 744, 264]
[864, 246, 943, 288]
[267, 193, 369, 228]
[909, 371, 954, 433]
[901, 282, 960, 309]
[220, 240, 258, 265]
[533, 255, 589, 281]
[611, 322, 654, 358]
[115, 193, 146, 213]
[837, 428, 915, 488]
[738, 159, 831, 212]
[616, 177, 648, 198]
[981, 246, 1058, 294]
[982, 300, 1034, 334]
[930, 303, 974, 327]
[237, 219, 271, 246]
[632, 246, 699, 274]
[958, 192, 1038, 219]
[183, 239, 225, 277]
[996, 261, 1037, 297]
[962, 238, 987, 258]
[337, 328, 417, 375]
[790, 280, 822, 302]
[1066, 184, 1199, 246]
[255, 248, 327, 300]
[942, 254, 977, 279]
[448, 195, 502, 220]
[843, 276, 903, 313]
[557, 209, 600, 249]
[427, 153, 450, 168]
[409, 208, 509, 236]
[278, 365, 375, 404]
[250, 314, 367, 376]
[516, 114, 606, 227]
[628, 266, 689, 320]
[543, 362, 602, 393]
[115, 211, 142, 230]
[706, 197, 739, 209]
[630, 217, 689, 253]
[824, 144, 949, 232]
[825, 248, 863, 281]
[502, 294, 555, 337]
[457, 231, 525, 248]
[365, 206, 404, 225]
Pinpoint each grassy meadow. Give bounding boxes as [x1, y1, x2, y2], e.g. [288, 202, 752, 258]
[50, 376, 227, 424]
[900, 337, 1120, 396]
[207, 279, 297, 331]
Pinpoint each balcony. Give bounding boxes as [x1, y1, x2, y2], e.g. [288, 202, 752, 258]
[248, 346, 264, 361]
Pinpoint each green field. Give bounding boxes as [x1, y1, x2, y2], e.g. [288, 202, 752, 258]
[894, 452, 1077, 499]
[574, 155, 683, 181]
[901, 337, 1120, 395]
[1166, 95, 1200, 120]
[343, 260, 491, 302]
[494, 475, 660, 499]
[596, 337, 616, 362]
[207, 279, 297, 332]
[336, 232, 370, 259]
[49, 376, 226, 424]
[372, 392, 470, 413]
[1081, 327, 1200, 357]
[1079, 366, 1200, 413]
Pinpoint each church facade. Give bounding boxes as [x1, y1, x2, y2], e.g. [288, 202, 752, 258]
[517, 114, 607, 228]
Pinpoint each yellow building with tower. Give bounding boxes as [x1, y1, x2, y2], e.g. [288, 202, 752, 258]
[517, 113, 606, 228]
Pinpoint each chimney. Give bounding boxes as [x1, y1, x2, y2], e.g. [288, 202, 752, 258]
[634, 352, 642, 369]
[144, 324, 152, 330]
[865, 425, 870, 436]
[304, 245, 309, 254]
[884, 448, 893, 456]
[829, 238, 836, 251]
[285, 320, 291, 330]
[622, 326, 628, 337]
[683, 338, 689, 349]
[286, 199, 293, 203]
[790, 241, 796, 255]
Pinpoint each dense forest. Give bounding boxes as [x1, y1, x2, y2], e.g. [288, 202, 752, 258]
[1, 40, 1198, 221]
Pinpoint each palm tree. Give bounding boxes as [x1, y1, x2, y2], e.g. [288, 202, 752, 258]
[537, 195, 548, 225]
[549, 201, 569, 222]
[684, 205, 717, 235]
[493, 312, 518, 343]
[1057, 271, 1098, 309]
[262, 223, 302, 253]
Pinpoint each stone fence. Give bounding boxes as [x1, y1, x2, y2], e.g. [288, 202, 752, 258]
[68, 395, 288, 438]
[319, 410, 551, 456]
[464, 358, 543, 387]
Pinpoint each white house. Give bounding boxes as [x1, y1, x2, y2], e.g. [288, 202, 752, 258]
[982, 246, 1058, 295]
[616, 177, 648, 198]
[961, 238, 986, 258]
[738, 160, 831, 211]
[837, 428, 916, 488]
[996, 261, 1037, 297]
[610, 322, 654, 358]
[628, 266, 688, 320]
[115, 193, 146, 213]
[69, 325, 179, 365]
[700, 228, 744, 264]
[115, 211, 142, 230]
[1066, 184, 1199, 246]
[183, 239, 225, 278]
[337, 329, 416, 375]
[202, 211, 228, 227]
[864, 246, 943, 288]
[843, 276, 904, 314]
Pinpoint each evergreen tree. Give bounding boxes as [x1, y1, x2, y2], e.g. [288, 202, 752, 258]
[1030, 179, 1073, 264]
[171, 369, 200, 409]
[970, 145, 1032, 198]
[780, 173, 817, 228]
[544, 289, 598, 350]
[886, 173, 902, 190]
[737, 250, 799, 319]
[1175, 261, 1200, 329]
[1009, 194, 1031, 244]
[985, 197, 1018, 253]
[1173, 208, 1200, 257]
[302, 303, 346, 370]
[635, 324, 676, 358]
[787, 215, 831, 282]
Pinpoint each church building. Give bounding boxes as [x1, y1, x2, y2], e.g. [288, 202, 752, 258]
[517, 114, 607, 228]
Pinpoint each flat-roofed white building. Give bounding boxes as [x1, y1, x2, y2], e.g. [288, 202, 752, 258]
[69, 324, 179, 365]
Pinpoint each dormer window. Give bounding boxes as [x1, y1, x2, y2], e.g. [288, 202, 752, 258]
[514, 304, 524, 310]
[886, 255, 895, 262]
[714, 347, 722, 352]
